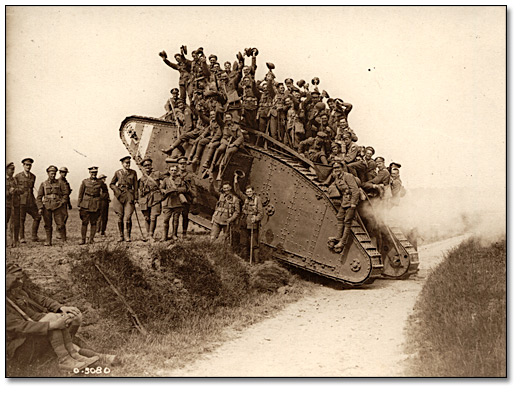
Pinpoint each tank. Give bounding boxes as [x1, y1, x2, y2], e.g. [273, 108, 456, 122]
[119, 115, 418, 286]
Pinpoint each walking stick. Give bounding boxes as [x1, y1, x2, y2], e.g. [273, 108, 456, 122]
[249, 226, 254, 265]
[133, 207, 147, 242]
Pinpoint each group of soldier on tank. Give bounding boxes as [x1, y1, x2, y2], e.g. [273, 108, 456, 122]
[156, 45, 406, 252]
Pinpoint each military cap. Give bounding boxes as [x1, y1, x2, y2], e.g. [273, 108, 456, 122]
[390, 162, 402, 169]
[6, 262, 22, 275]
[375, 157, 385, 163]
[276, 82, 284, 88]
[88, 166, 98, 173]
[176, 156, 190, 165]
[170, 88, 179, 94]
[317, 131, 327, 139]
[21, 158, 34, 164]
[366, 146, 375, 154]
[209, 54, 217, 61]
[120, 156, 131, 162]
[315, 102, 326, 111]
[6, 162, 15, 169]
[266, 62, 275, 70]
[311, 89, 320, 96]
[140, 158, 153, 166]
[99, 174, 107, 179]
[59, 167, 69, 173]
[296, 79, 306, 88]
[224, 61, 231, 66]
[165, 157, 178, 164]
[285, 78, 294, 84]
[332, 162, 343, 169]
[47, 165, 58, 173]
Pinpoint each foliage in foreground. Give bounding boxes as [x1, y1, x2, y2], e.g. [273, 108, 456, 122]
[407, 237, 506, 377]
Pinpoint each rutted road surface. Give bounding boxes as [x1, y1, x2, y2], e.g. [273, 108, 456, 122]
[158, 235, 468, 377]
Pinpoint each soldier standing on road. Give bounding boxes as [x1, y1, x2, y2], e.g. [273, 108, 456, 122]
[36, 166, 68, 246]
[6, 162, 21, 247]
[326, 162, 360, 253]
[96, 174, 110, 236]
[110, 156, 138, 242]
[209, 180, 240, 242]
[77, 167, 103, 245]
[138, 158, 163, 241]
[15, 158, 41, 243]
[160, 163, 187, 241]
[233, 173, 263, 262]
[57, 167, 72, 241]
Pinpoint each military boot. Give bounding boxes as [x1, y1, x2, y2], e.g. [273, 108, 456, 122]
[61, 227, 67, 242]
[62, 329, 99, 366]
[89, 225, 97, 244]
[117, 222, 125, 242]
[48, 330, 88, 372]
[79, 224, 88, 245]
[334, 226, 351, 253]
[44, 230, 52, 246]
[19, 224, 26, 244]
[328, 223, 344, 248]
[253, 248, 260, 263]
[163, 224, 169, 241]
[31, 219, 40, 242]
[125, 221, 132, 242]
[75, 345, 121, 366]
[149, 219, 157, 242]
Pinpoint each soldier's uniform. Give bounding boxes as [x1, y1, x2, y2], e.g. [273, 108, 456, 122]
[234, 181, 264, 262]
[239, 76, 261, 130]
[36, 166, 68, 246]
[328, 164, 360, 252]
[14, 158, 41, 242]
[138, 159, 163, 240]
[78, 167, 103, 244]
[96, 174, 110, 235]
[57, 167, 72, 241]
[210, 184, 240, 241]
[110, 156, 138, 242]
[162, 54, 192, 103]
[160, 170, 188, 241]
[190, 115, 222, 165]
[268, 83, 287, 142]
[209, 120, 244, 176]
[257, 83, 272, 134]
[298, 132, 329, 164]
[6, 162, 21, 247]
[176, 157, 197, 238]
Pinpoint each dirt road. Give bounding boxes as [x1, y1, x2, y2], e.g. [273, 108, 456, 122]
[158, 235, 468, 377]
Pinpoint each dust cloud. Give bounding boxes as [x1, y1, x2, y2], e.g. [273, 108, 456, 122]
[385, 185, 506, 246]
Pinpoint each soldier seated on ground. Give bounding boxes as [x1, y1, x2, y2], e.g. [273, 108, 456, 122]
[298, 131, 329, 165]
[6, 263, 120, 372]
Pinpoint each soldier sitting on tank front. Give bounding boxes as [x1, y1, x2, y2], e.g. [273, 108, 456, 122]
[325, 162, 360, 253]
[362, 156, 391, 199]
[188, 109, 223, 166]
[207, 112, 244, 180]
[327, 143, 346, 165]
[209, 179, 240, 242]
[234, 172, 264, 263]
[298, 131, 329, 165]
[346, 146, 377, 183]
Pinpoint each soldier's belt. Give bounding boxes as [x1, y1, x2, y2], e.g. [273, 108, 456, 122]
[43, 194, 60, 199]
[85, 193, 101, 197]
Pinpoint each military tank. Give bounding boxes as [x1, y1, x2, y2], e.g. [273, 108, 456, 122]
[119, 115, 418, 287]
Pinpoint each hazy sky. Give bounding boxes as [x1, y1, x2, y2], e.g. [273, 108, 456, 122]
[6, 6, 506, 199]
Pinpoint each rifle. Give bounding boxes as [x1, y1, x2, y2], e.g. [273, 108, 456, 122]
[93, 261, 148, 336]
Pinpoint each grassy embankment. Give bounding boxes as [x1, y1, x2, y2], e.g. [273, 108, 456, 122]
[7, 238, 316, 377]
[406, 237, 506, 377]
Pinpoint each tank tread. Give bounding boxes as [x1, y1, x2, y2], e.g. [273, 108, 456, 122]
[389, 226, 420, 275]
[250, 146, 383, 279]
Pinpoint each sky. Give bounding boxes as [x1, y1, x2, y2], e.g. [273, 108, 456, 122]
[5, 6, 506, 203]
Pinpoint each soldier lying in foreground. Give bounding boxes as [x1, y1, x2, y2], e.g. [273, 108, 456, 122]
[6, 263, 119, 372]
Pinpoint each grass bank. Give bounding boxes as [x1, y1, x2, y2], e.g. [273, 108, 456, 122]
[406, 237, 506, 377]
[7, 238, 315, 377]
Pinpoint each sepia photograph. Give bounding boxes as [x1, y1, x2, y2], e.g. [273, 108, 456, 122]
[4, 5, 507, 379]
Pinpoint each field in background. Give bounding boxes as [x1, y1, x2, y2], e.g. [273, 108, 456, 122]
[405, 237, 506, 377]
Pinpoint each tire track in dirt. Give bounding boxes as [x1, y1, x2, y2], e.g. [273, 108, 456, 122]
[157, 235, 468, 377]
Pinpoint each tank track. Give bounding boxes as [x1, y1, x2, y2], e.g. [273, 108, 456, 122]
[248, 145, 384, 283]
[387, 225, 420, 278]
